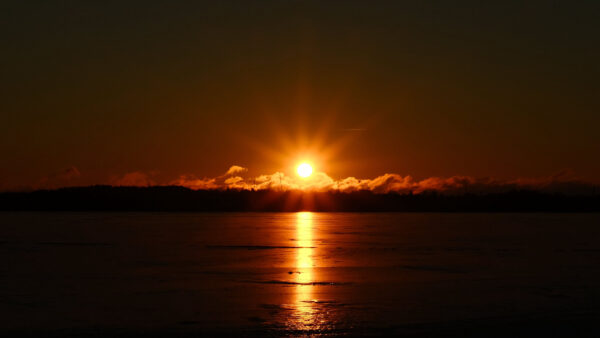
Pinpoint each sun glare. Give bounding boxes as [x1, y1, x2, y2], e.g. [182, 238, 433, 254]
[297, 163, 313, 178]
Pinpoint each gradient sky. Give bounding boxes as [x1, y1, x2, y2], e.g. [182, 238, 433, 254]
[1, 1, 599, 189]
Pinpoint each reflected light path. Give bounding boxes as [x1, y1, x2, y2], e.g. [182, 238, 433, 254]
[292, 211, 317, 329]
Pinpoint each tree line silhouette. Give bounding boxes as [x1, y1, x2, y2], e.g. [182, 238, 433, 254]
[1, 186, 599, 212]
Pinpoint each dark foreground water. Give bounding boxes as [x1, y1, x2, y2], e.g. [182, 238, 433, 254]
[1, 212, 599, 337]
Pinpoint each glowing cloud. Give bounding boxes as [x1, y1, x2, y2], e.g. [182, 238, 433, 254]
[94, 164, 597, 196]
[225, 165, 247, 176]
[166, 166, 595, 195]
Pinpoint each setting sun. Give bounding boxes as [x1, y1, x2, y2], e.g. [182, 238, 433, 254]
[297, 163, 313, 178]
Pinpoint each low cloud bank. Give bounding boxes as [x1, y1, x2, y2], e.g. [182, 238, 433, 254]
[162, 166, 598, 195]
[10, 165, 594, 195]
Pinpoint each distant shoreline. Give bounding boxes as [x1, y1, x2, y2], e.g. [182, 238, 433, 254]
[1, 186, 599, 212]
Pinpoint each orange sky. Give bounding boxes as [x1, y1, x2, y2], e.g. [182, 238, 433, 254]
[1, 2, 599, 190]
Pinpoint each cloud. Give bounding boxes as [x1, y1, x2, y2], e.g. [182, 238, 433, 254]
[37, 166, 81, 189]
[110, 171, 157, 187]
[169, 175, 218, 190]
[168, 165, 249, 190]
[225, 165, 247, 176]
[166, 166, 597, 195]
[101, 165, 597, 196]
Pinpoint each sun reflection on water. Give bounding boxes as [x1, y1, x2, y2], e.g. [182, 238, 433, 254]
[293, 211, 316, 329]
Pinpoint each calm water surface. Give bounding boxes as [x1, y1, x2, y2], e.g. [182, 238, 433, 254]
[1, 212, 599, 336]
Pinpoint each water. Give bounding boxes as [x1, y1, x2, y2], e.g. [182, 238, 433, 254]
[1, 212, 599, 336]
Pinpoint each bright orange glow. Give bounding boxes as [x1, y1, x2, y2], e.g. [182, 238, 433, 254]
[297, 163, 313, 178]
[294, 212, 315, 328]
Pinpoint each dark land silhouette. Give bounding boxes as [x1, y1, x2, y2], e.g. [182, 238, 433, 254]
[1, 186, 599, 212]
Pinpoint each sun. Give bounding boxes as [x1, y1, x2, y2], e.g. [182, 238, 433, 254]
[297, 163, 313, 178]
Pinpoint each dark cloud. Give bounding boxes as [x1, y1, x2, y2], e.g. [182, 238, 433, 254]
[37, 166, 81, 189]
[110, 171, 157, 187]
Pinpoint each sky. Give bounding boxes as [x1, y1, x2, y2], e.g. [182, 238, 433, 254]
[1, 1, 599, 190]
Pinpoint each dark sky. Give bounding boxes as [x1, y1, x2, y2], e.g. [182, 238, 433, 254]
[1, 1, 599, 188]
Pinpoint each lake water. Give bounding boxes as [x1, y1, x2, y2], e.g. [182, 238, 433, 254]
[1, 212, 599, 336]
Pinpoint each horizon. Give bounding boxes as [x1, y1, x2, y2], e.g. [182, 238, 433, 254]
[4, 164, 598, 196]
[2, 2, 600, 336]
[3, 184, 599, 213]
